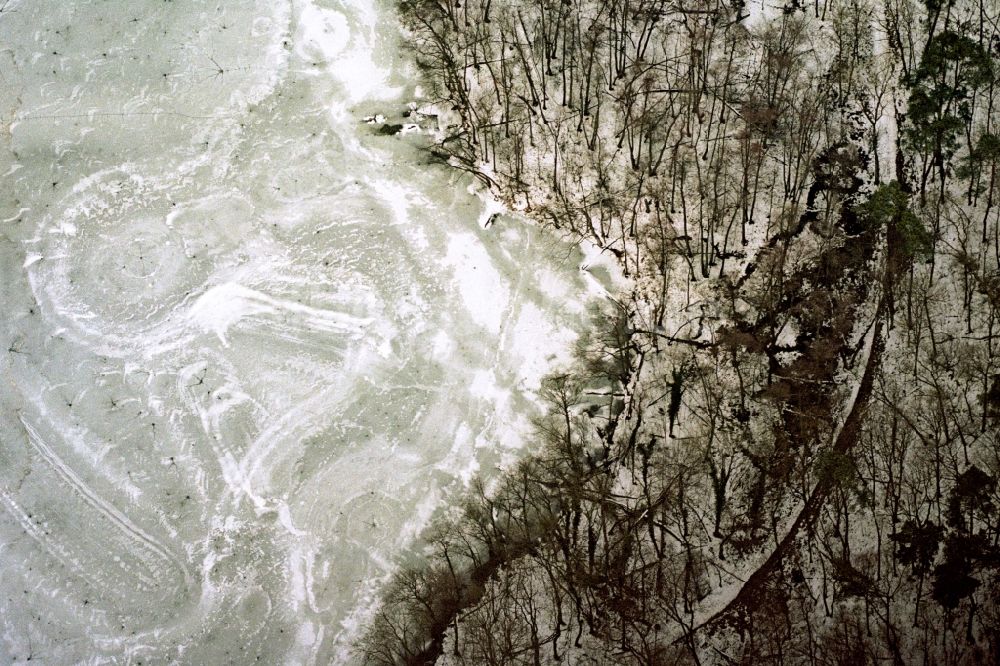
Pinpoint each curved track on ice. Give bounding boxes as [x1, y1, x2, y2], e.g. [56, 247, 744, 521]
[0, 0, 592, 662]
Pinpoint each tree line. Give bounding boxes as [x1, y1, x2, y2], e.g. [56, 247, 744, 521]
[360, 0, 1000, 663]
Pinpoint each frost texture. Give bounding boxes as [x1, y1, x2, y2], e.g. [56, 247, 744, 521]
[0, 0, 593, 662]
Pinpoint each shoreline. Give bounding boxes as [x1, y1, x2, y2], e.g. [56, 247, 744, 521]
[358, 0, 1000, 663]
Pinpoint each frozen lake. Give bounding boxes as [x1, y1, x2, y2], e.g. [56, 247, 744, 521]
[0, 0, 594, 662]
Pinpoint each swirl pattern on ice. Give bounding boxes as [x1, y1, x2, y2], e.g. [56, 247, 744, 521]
[0, 0, 593, 662]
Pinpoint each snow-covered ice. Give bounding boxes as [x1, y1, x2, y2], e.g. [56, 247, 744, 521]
[0, 0, 593, 662]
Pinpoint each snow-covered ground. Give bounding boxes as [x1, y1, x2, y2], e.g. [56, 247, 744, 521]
[0, 0, 596, 662]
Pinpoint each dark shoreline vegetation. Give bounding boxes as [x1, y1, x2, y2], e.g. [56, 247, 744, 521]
[359, 0, 1000, 663]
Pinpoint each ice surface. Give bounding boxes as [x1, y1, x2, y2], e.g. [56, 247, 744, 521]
[0, 0, 592, 663]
